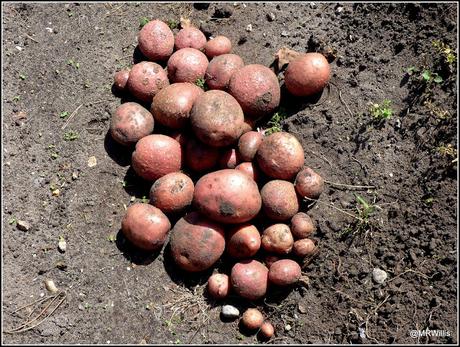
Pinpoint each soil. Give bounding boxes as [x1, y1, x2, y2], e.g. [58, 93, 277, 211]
[2, 2, 457, 345]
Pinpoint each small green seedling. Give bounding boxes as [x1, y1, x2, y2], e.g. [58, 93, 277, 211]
[369, 100, 393, 120]
[438, 144, 457, 159]
[19, 74, 26, 80]
[195, 77, 207, 90]
[63, 130, 80, 141]
[139, 17, 149, 28]
[12, 96, 20, 102]
[432, 40, 457, 65]
[67, 59, 80, 69]
[407, 66, 443, 84]
[59, 111, 69, 119]
[168, 19, 178, 29]
[265, 107, 288, 135]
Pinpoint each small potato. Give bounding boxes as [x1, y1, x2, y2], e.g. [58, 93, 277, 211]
[259, 321, 275, 340]
[204, 35, 232, 59]
[260, 180, 299, 221]
[261, 224, 294, 254]
[207, 273, 230, 299]
[295, 167, 325, 199]
[238, 131, 263, 162]
[240, 119, 255, 134]
[121, 203, 171, 251]
[167, 48, 209, 83]
[241, 308, 264, 330]
[235, 162, 260, 182]
[290, 212, 316, 239]
[149, 172, 194, 214]
[185, 136, 220, 172]
[226, 224, 261, 259]
[151, 83, 204, 129]
[113, 68, 130, 92]
[205, 54, 244, 90]
[138, 19, 174, 61]
[231, 260, 268, 300]
[219, 148, 241, 169]
[268, 259, 301, 286]
[264, 255, 281, 269]
[256, 132, 304, 180]
[292, 238, 316, 258]
[174, 26, 207, 51]
[127, 62, 169, 103]
[132, 134, 182, 181]
[110, 102, 154, 146]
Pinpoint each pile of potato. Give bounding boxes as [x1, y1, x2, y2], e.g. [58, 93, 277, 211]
[110, 19, 330, 340]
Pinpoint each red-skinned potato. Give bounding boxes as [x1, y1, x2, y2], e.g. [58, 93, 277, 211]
[110, 102, 154, 146]
[293, 238, 317, 258]
[284, 53, 331, 97]
[231, 260, 268, 300]
[259, 321, 275, 340]
[207, 273, 230, 299]
[268, 259, 301, 286]
[241, 308, 264, 330]
[113, 68, 130, 92]
[219, 148, 241, 169]
[256, 132, 304, 180]
[193, 169, 262, 224]
[228, 64, 280, 120]
[121, 203, 171, 251]
[169, 131, 189, 159]
[190, 90, 244, 147]
[132, 134, 182, 181]
[205, 54, 244, 90]
[226, 224, 261, 259]
[295, 167, 325, 199]
[241, 119, 255, 134]
[175, 26, 207, 51]
[264, 254, 281, 269]
[151, 83, 204, 129]
[167, 48, 209, 83]
[290, 212, 316, 239]
[260, 180, 299, 221]
[238, 131, 263, 161]
[127, 62, 169, 103]
[204, 35, 232, 59]
[149, 172, 194, 214]
[261, 224, 294, 254]
[138, 19, 174, 61]
[169, 212, 225, 272]
[235, 162, 260, 182]
[185, 136, 220, 172]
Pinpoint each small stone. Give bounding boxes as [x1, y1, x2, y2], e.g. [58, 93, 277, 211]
[310, 2, 317, 8]
[285, 324, 292, 331]
[266, 12, 275, 21]
[88, 156, 97, 167]
[17, 220, 31, 231]
[44, 279, 58, 293]
[336, 6, 343, 13]
[297, 303, 307, 314]
[372, 268, 388, 284]
[72, 171, 78, 180]
[58, 237, 67, 253]
[78, 303, 84, 310]
[52, 188, 60, 197]
[221, 305, 240, 319]
[246, 24, 253, 32]
[281, 31, 290, 37]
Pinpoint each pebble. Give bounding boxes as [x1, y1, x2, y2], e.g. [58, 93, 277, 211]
[72, 171, 79, 180]
[267, 12, 276, 21]
[246, 24, 253, 32]
[16, 220, 31, 231]
[297, 303, 307, 314]
[285, 324, 292, 331]
[372, 268, 388, 284]
[221, 305, 240, 319]
[58, 237, 67, 253]
[87, 156, 97, 167]
[44, 279, 58, 293]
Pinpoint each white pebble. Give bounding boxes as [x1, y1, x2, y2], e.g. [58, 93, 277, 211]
[372, 268, 388, 284]
[221, 305, 240, 319]
[45, 27, 53, 33]
[285, 324, 292, 331]
[44, 279, 58, 293]
[246, 24, 253, 32]
[58, 238, 67, 253]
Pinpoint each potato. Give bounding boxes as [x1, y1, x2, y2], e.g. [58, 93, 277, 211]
[256, 132, 304, 180]
[290, 212, 315, 239]
[261, 224, 294, 254]
[185, 136, 220, 172]
[226, 224, 261, 259]
[113, 68, 130, 92]
[292, 238, 316, 258]
[204, 35, 232, 59]
[219, 148, 241, 169]
[231, 260, 268, 300]
[260, 180, 299, 221]
[205, 54, 244, 90]
[167, 48, 209, 83]
[268, 259, 301, 286]
[264, 254, 281, 269]
[190, 90, 244, 147]
[259, 321, 275, 340]
[169, 131, 189, 159]
[284, 53, 330, 97]
[238, 131, 263, 162]
[138, 19, 174, 61]
[241, 308, 264, 330]
[110, 102, 154, 146]
[228, 64, 280, 119]
[121, 203, 170, 251]
[207, 273, 230, 299]
[169, 212, 225, 272]
[193, 169, 262, 224]
[132, 134, 182, 181]
[149, 172, 194, 214]
[235, 162, 260, 182]
[151, 83, 204, 129]
[127, 62, 169, 103]
[294, 167, 325, 199]
[174, 26, 207, 51]
[241, 118, 256, 134]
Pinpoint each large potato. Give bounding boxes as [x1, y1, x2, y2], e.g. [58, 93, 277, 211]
[205, 54, 244, 90]
[138, 19, 174, 61]
[231, 260, 268, 300]
[167, 48, 209, 83]
[110, 102, 154, 146]
[193, 169, 262, 224]
[260, 180, 299, 221]
[149, 172, 194, 214]
[127, 62, 169, 103]
[268, 259, 301, 286]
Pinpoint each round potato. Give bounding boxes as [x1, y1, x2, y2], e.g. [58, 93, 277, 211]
[174, 26, 207, 51]
[241, 308, 264, 330]
[127, 61, 169, 103]
[219, 148, 241, 169]
[167, 48, 209, 83]
[294, 167, 325, 199]
[268, 259, 301, 286]
[261, 180, 299, 221]
[261, 224, 294, 254]
[226, 223, 261, 259]
[149, 172, 194, 214]
[110, 102, 154, 146]
[207, 273, 230, 299]
[238, 131, 263, 161]
[292, 238, 316, 258]
[231, 260, 268, 300]
[205, 54, 244, 90]
[235, 162, 260, 182]
[185, 136, 220, 172]
[138, 19, 174, 61]
[204, 35, 232, 59]
[290, 212, 316, 239]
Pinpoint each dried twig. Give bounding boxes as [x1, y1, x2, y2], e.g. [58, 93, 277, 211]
[304, 197, 364, 222]
[24, 33, 39, 43]
[61, 103, 83, 130]
[325, 180, 377, 190]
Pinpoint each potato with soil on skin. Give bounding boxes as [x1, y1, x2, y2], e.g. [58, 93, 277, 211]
[241, 118, 256, 134]
[293, 238, 317, 258]
[151, 83, 204, 129]
[149, 172, 194, 214]
[256, 131, 305, 180]
[264, 254, 281, 268]
[174, 26, 207, 51]
[261, 180, 299, 221]
[185, 136, 220, 173]
[228, 64, 280, 120]
[169, 212, 225, 272]
[132, 134, 182, 181]
[290, 212, 316, 239]
[127, 61, 169, 103]
[261, 224, 294, 254]
[204, 35, 232, 59]
[121, 203, 171, 251]
[110, 102, 154, 146]
[268, 259, 302, 286]
[284, 52, 331, 97]
[259, 321, 275, 340]
[207, 273, 230, 299]
[295, 167, 325, 199]
[238, 131, 264, 162]
[235, 162, 260, 182]
[138, 19, 174, 61]
[113, 68, 130, 92]
[169, 131, 189, 159]
[231, 260, 268, 300]
[167, 48, 209, 83]
[226, 224, 261, 259]
[190, 90, 244, 147]
[205, 54, 244, 90]
[193, 169, 262, 224]
[241, 308, 264, 330]
[219, 148, 241, 169]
